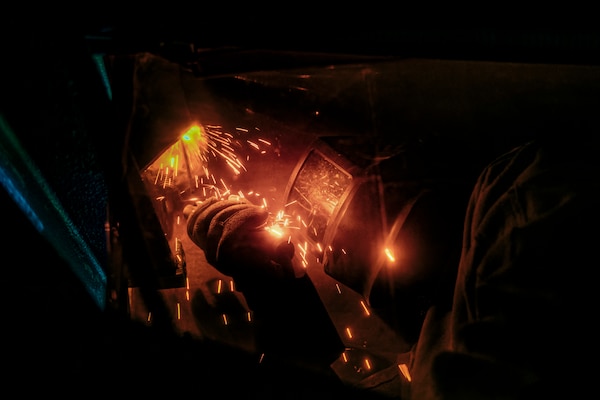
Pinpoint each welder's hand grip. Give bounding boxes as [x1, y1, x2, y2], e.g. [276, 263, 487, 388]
[184, 196, 295, 280]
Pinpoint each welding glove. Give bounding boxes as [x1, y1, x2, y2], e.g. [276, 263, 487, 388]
[184, 196, 295, 283]
[185, 197, 343, 366]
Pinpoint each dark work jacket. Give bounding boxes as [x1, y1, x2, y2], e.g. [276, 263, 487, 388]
[408, 137, 600, 399]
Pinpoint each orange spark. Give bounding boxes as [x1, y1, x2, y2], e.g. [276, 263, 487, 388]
[284, 200, 297, 207]
[398, 364, 412, 382]
[360, 300, 371, 316]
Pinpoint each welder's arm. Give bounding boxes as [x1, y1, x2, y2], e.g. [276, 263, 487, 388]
[183, 196, 344, 365]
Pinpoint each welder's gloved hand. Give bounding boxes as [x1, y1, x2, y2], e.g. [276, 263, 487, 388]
[183, 196, 296, 283]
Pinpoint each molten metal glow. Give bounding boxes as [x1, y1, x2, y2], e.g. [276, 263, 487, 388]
[266, 225, 285, 238]
[384, 247, 396, 263]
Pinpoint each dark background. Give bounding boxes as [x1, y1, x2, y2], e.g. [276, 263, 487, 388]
[2, 24, 599, 397]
